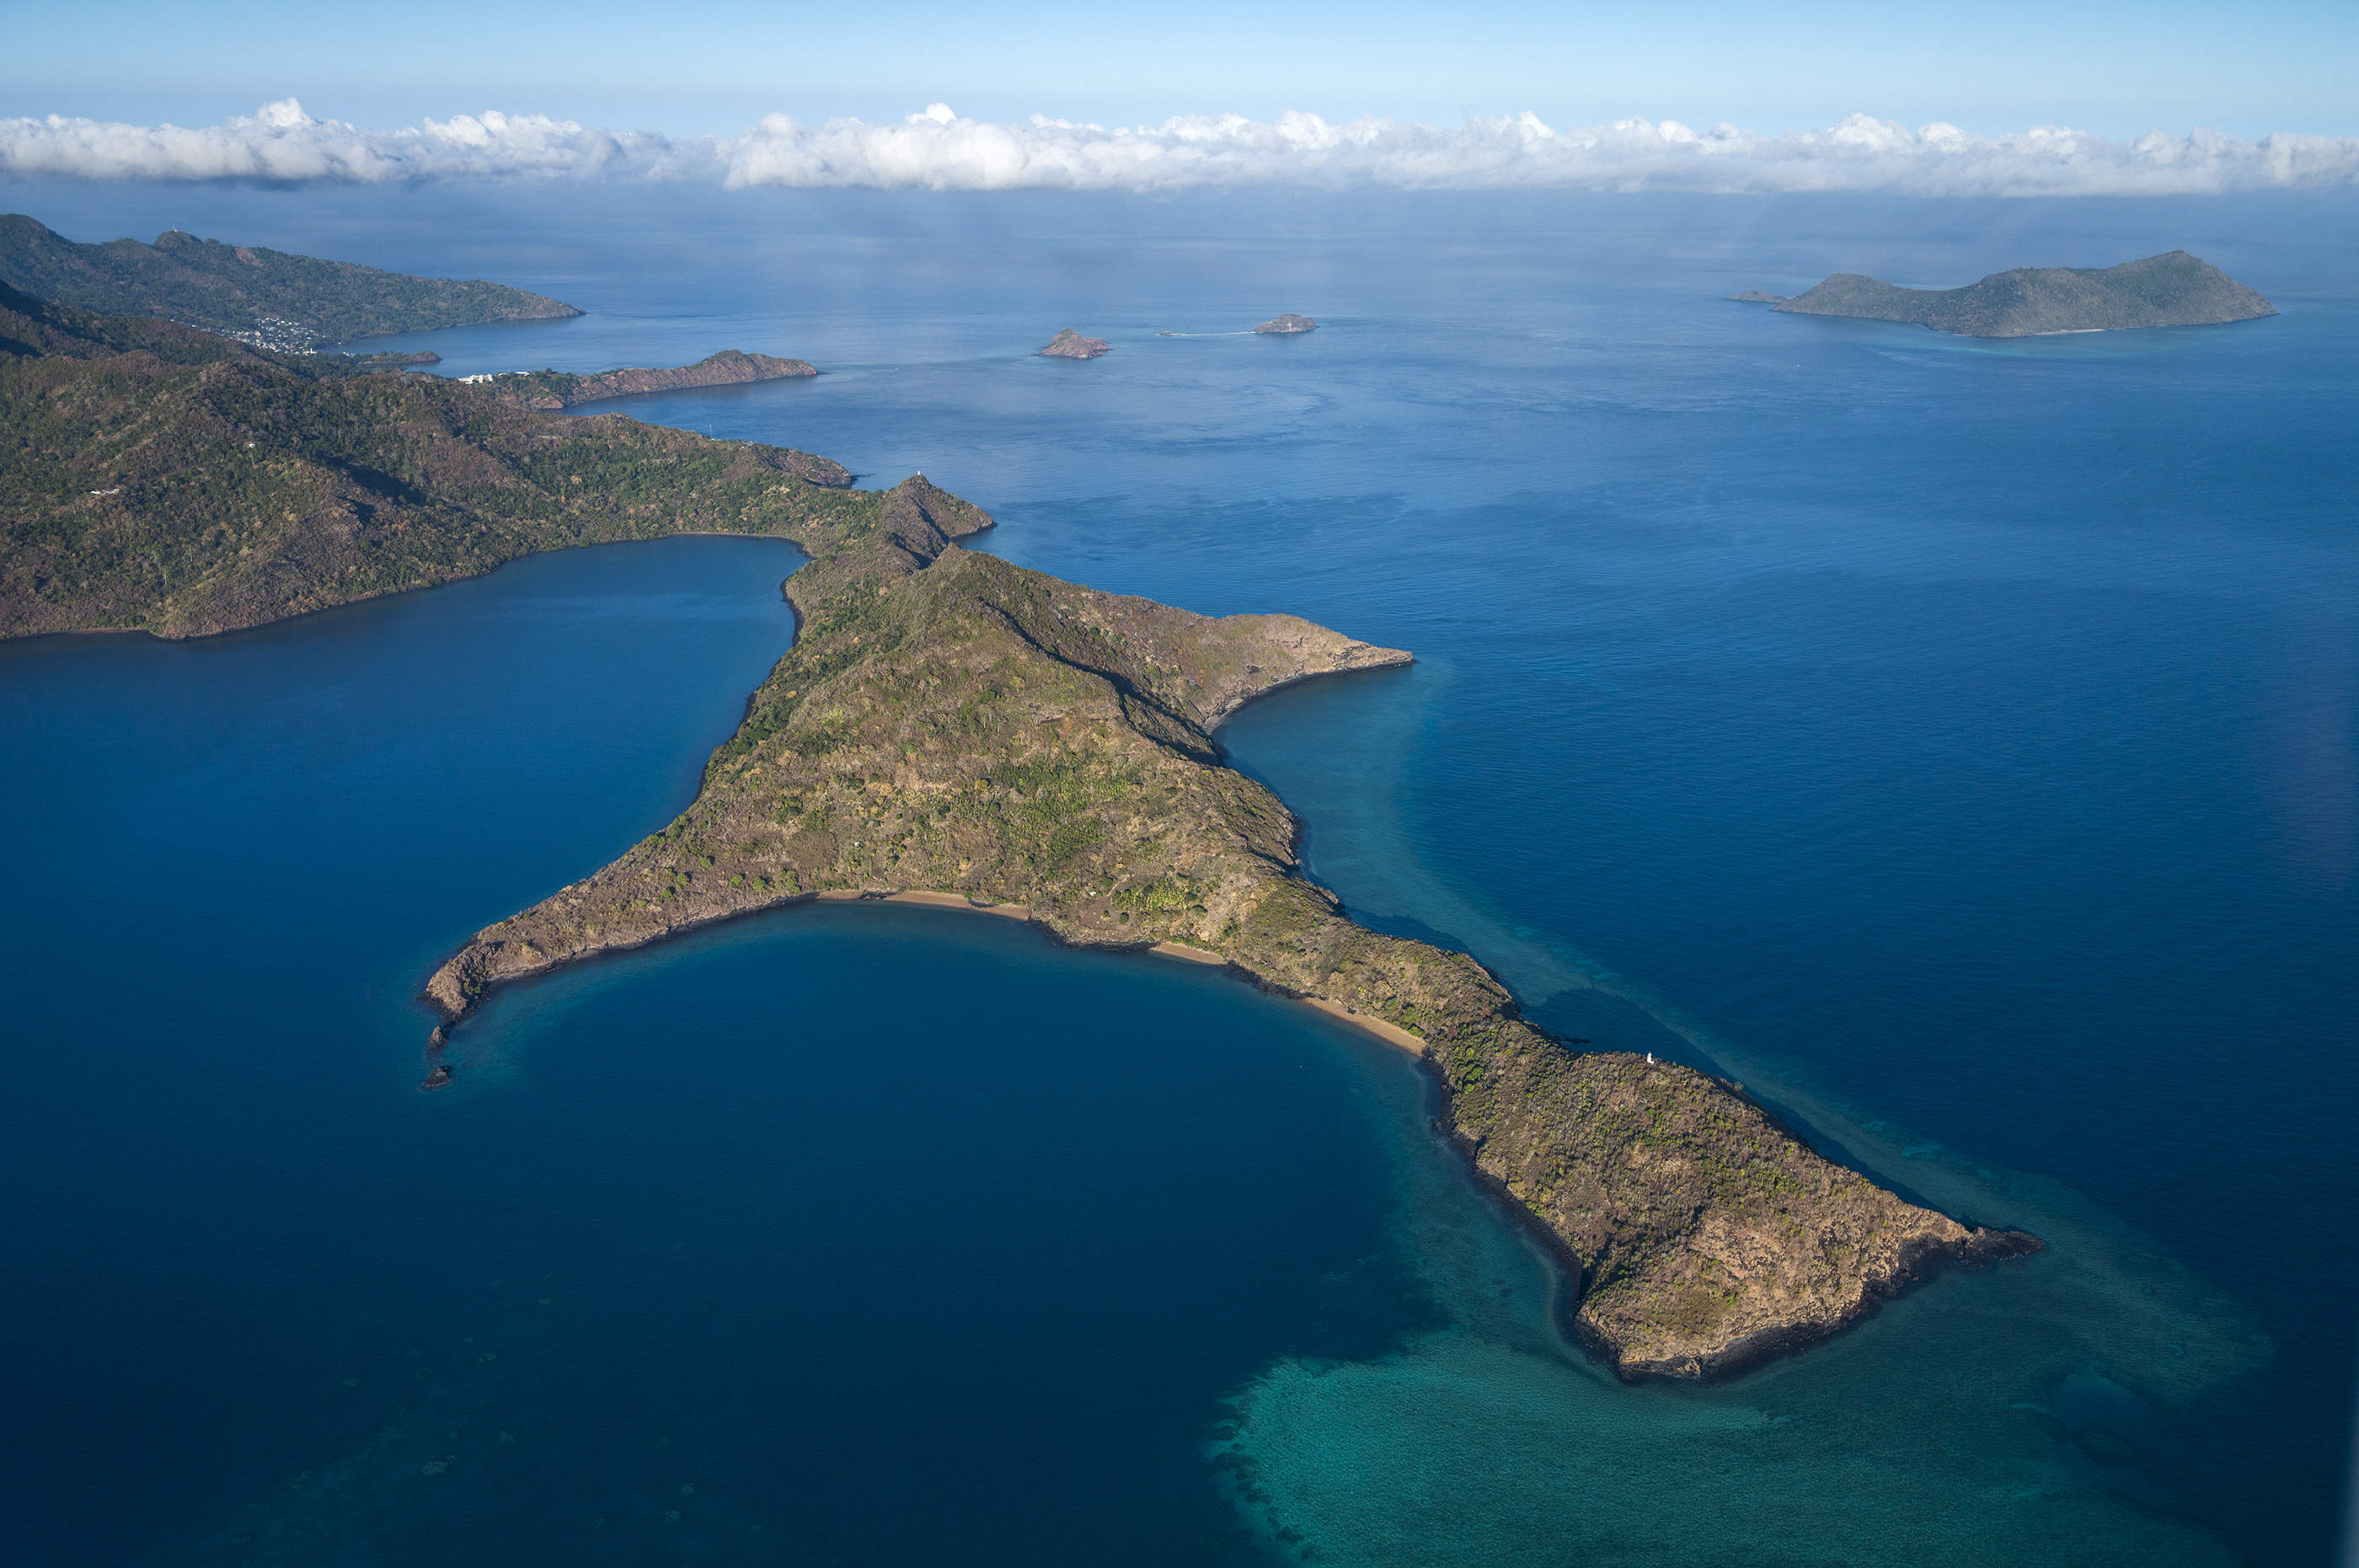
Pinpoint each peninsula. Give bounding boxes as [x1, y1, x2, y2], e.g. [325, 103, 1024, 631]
[468, 350, 819, 410]
[0, 213, 580, 351]
[1040, 329, 1110, 359]
[0, 283, 2036, 1380]
[1738, 252, 2275, 337]
[1253, 313, 1318, 334]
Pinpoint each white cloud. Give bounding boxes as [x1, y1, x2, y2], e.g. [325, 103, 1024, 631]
[3, 99, 2354, 197]
[0, 99, 704, 185]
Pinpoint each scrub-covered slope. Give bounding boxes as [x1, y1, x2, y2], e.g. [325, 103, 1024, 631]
[422, 468, 2038, 1381]
[0, 292, 851, 639]
[1, 286, 2036, 1380]
[0, 213, 580, 349]
[1755, 251, 2275, 337]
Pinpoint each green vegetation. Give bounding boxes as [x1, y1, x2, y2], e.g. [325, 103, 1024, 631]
[1758, 251, 2276, 337]
[474, 351, 820, 410]
[0, 213, 579, 349]
[1, 283, 2032, 1383]
[0, 284, 861, 639]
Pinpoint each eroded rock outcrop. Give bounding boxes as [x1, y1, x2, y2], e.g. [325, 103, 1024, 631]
[1040, 329, 1110, 359]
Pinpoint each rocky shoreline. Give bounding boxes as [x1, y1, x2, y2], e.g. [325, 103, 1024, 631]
[0, 279, 2041, 1383]
[1039, 329, 1110, 359]
[476, 350, 818, 410]
[1742, 251, 2276, 337]
[414, 474, 2040, 1383]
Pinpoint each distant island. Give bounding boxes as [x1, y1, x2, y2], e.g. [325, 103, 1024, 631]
[464, 350, 818, 409]
[0, 280, 2037, 1383]
[1735, 252, 2275, 337]
[0, 213, 580, 351]
[1253, 313, 1318, 334]
[1040, 329, 1110, 359]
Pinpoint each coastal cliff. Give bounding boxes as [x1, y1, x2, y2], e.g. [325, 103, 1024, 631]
[2, 282, 2037, 1380]
[1752, 251, 2275, 337]
[478, 350, 818, 409]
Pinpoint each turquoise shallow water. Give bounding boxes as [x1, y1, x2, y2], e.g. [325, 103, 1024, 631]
[4, 182, 2356, 1562]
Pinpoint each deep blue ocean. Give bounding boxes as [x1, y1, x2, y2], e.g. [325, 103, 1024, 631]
[3, 183, 2354, 1565]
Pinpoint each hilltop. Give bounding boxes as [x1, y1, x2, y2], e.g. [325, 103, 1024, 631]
[0, 213, 580, 351]
[1745, 252, 2275, 337]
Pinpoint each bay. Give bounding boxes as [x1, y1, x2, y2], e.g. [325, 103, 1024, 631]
[5, 180, 2355, 1562]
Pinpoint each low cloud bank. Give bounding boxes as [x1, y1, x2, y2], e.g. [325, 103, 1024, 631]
[5, 99, 2354, 196]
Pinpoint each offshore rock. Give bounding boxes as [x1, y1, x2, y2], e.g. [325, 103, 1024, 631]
[1040, 329, 1110, 359]
[1252, 313, 1318, 334]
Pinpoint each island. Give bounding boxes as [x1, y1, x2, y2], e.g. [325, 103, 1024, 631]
[1253, 313, 1318, 334]
[1736, 252, 2275, 337]
[1040, 329, 1110, 359]
[0, 281, 2038, 1380]
[0, 212, 581, 351]
[464, 350, 819, 410]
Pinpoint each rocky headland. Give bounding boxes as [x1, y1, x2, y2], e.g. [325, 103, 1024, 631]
[2, 281, 2038, 1381]
[1253, 313, 1318, 334]
[1742, 251, 2275, 337]
[1040, 329, 1110, 359]
[473, 350, 819, 410]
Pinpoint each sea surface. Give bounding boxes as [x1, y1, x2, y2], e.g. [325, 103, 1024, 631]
[4, 182, 2355, 1565]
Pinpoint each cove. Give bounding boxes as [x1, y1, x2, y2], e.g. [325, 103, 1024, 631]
[0, 535, 1426, 1565]
[1, 527, 2263, 1564]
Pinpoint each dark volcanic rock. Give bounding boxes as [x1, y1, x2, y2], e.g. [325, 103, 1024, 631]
[1766, 252, 2275, 337]
[1040, 329, 1110, 359]
[1253, 313, 1318, 334]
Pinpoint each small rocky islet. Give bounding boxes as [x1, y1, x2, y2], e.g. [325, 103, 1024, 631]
[1252, 313, 1317, 334]
[1039, 328, 1110, 359]
[1, 264, 2040, 1383]
[1735, 250, 2275, 337]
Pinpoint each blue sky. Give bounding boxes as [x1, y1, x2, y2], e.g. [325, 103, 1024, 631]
[7, 0, 2355, 140]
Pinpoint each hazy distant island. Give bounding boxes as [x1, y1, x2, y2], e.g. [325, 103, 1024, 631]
[1040, 328, 1110, 359]
[0, 213, 580, 352]
[0, 279, 2037, 1382]
[1253, 313, 1318, 334]
[464, 350, 819, 409]
[1736, 252, 2275, 337]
